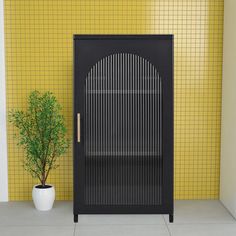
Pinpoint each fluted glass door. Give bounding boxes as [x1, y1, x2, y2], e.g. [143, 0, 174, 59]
[84, 53, 162, 206]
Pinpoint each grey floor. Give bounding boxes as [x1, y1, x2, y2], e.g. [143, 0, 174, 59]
[0, 200, 235, 236]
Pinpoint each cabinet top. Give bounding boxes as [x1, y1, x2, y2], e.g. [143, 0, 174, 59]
[73, 34, 174, 40]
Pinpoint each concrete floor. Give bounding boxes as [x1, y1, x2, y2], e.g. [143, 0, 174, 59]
[0, 200, 235, 236]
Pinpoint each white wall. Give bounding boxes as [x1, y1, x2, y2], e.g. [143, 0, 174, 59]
[0, 0, 8, 201]
[220, 0, 236, 218]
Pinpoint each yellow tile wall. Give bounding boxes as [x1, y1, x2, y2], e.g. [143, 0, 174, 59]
[4, 0, 224, 200]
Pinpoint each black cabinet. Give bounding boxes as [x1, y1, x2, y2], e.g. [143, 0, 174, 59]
[73, 35, 173, 223]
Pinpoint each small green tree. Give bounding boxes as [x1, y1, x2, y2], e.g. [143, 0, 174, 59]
[9, 91, 69, 187]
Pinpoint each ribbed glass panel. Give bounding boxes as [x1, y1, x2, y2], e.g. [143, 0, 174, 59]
[85, 53, 162, 206]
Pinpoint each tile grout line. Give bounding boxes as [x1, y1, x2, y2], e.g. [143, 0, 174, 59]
[163, 215, 172, 236]
[0, 225, 76, 227]
[72, 223, 167, 226]
[73, 223, 76, 236]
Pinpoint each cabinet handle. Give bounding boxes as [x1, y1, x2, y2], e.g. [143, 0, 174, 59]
[77, 113, 80, 143]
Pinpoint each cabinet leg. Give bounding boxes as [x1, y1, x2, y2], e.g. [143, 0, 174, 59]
[74, 214, 78, 223]
[169, 214, 174, 223]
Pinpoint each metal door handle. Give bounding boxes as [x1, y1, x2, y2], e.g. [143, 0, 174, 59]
[77, 113, 80, 143]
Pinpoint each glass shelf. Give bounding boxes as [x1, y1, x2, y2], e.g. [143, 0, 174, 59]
[86, 90, 160, 95]
[86, 151, 161, 157]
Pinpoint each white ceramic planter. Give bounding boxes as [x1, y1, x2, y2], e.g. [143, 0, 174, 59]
[32, 184, 55, 211]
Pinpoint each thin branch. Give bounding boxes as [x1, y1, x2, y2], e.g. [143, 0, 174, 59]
[34, 106, 45, 160]
[27, 166, 42, 184]
[44, 144, 57, 183]
[42, 111, 54, 184]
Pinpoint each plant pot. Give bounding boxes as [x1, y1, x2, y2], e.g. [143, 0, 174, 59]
[32, 184, 55, 211]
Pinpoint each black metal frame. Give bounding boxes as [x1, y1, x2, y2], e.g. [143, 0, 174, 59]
[73, 35, 174, 223]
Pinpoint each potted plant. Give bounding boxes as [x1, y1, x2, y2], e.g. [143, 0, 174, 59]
[9, 91, 69, 211]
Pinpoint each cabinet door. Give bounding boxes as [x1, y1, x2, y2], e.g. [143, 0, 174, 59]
[74, 35, 173, 214]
